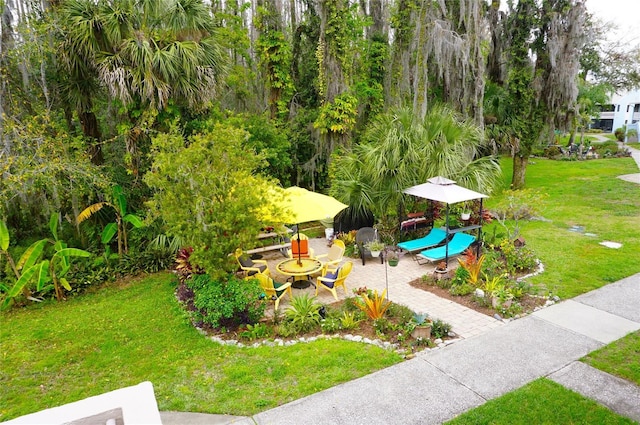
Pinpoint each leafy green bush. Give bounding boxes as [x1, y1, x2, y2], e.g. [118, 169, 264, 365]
[431, 319, 452, 339]
[373, 317, 393, 335]
[450, 282, 475, 296]
[614, 126, 626, 142]
[188, 274, 265, 329]
[386, 303, 414, 324]
[66, 256, 119, 292]
[592, 140, 631, 158]
[450, 266, 469, 287]
[499, 240, 538, 274]
[543, 145, 562, 158]
[481, 249, 506, 279]
[239, 323, 273, 341]
[320, 317, 342, 333]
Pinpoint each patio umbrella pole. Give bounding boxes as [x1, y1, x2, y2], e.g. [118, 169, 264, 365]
[296, 225, 302, 266]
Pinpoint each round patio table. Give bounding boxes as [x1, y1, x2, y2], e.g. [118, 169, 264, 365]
[276, 258, 323, 289]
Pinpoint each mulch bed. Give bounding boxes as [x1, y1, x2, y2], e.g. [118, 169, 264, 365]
[176, 283, 442, 351]
[408, 277, 548, 318]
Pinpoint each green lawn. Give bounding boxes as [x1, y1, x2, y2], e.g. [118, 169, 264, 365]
[0, 274, 401, 420]
[2, 157, 639, 421]
[488, 157, 640, 298]
[583, 331, 640, 386]
[452, 157, 640, 423]
[446, 378, 635, 425]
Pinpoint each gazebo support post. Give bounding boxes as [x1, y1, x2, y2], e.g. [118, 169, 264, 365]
[477, 199, 484, 258]
[445, 204, 450, 264]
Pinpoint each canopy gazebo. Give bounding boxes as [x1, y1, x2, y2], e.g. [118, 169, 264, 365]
[402, 176, 488, 264]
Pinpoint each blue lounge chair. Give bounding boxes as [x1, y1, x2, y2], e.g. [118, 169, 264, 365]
[417, 232, 476, 263]
[397, 228, 447, 254]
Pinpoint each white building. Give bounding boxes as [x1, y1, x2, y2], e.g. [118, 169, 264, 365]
[592, 90, 640, 135]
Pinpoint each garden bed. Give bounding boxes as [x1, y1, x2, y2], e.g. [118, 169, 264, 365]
[408, 276, 548, 318]
[177, 282, 453, 355]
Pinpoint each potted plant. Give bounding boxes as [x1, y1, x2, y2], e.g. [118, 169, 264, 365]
[365, 240, 385, 257]
[433, 261, 449, 280]
[387, 249, 400, 267]
[460, 201, 472, 221]
[411, 313, 432, 339]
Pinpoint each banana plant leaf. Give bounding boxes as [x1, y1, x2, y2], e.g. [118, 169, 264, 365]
[101, 223, 118, 244]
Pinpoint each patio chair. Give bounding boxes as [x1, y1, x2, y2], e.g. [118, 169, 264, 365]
[286, 233, 315, 259]
[316, 261, 353, 301]
[234, 249, 270, 277]
[397, 228, 447, 255]
[254, 272, 292, 311]
[315, 239, 345, 273]
[416, 233, 476, 263]
[355, 227, 383, 266]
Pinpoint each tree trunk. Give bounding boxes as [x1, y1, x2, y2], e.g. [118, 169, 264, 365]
[511, 155, 528, 189]
[79, 111, 103, 165]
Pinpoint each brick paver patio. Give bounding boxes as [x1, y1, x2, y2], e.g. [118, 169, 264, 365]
[259, 237, 503, 339]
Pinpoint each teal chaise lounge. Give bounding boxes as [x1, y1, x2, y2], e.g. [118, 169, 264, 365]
[417, 232, 475, 263]
[397, 228, 447, 254]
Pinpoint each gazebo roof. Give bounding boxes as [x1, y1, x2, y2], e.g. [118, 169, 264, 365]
[402, 176, 488, 204]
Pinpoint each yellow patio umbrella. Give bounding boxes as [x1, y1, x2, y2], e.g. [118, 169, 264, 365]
[281, 187, 349, 265]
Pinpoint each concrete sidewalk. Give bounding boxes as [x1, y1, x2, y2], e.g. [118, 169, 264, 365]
[223, 273, 639, 425]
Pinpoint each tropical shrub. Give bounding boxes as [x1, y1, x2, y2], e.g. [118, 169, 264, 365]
[339, 311, 362, 330]
[284, 294, 322, 333]
[0, 214, 91, 308]
[77, 185, 144, 256]
[188, 274, 265, 329]
[337, 231, 358, 257]
[355, 289, 391, 320]
[457, 249, 485, 286]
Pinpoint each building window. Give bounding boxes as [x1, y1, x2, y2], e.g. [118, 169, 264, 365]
[635, 104, 640, 112]
[617, 105, 620, 112]
[627, 105, 631, 112]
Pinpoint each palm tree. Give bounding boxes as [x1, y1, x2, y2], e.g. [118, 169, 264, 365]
[329, 105, 501, 241]
[56, 0, 226, 175]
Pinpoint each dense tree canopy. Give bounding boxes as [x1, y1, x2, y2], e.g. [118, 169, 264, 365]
[1, 0, 616, 242]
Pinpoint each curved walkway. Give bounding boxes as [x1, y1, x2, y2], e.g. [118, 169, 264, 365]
[618, 142, 640, 183]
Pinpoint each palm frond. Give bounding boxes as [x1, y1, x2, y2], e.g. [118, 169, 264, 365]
[77, 202, 108, 224]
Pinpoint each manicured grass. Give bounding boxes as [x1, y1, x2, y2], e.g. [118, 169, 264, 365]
[627, 142, 639, 148]
[446, 378, 635, 425]
[0, 273, 401, 420]
[583, 331, 640, 386]
[488, 157, 640, 298]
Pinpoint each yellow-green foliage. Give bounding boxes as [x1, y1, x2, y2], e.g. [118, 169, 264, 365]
[457, 250, 485, 286]
[355, 289, 391, 320]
